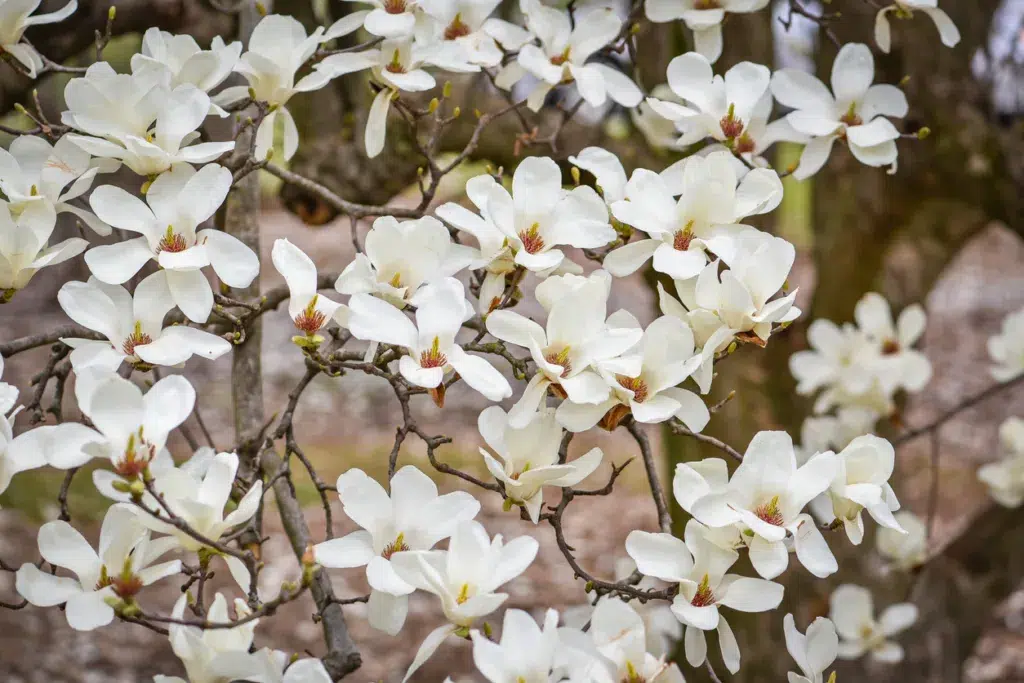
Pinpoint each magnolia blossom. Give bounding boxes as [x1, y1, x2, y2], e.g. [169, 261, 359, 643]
[272, 238, 348, 346]
[58, 277, 231, 371]
[141, 451, 263, 590]
[486, 270, 643, 427]
[604, 151, 782, 281]
[586, 599, 686, 683]
[854, 292, 931, 392]
[557, 315, 709, 433]
[771, 43, 909, 178]
[988, 306, 1024, 382]
[877, 510, 927, 570]
[390, 519, 540, 680]
[131, 28, 242, 106]
[680, 431, 839, 579]
[647, 52, 770, 148]
[874, 1, 960, 54]
[155, 592, 260, 683]
[784, 614, 838, 683]
[15, 504, 181, 631]
[435, 175, 516, 314]
[335, 215, 473, 306]
[830, 584, 918, 663]
[478, 405, 603, 522]
[86, 164, 258, 323]
[644, 0, 769, 63]
[417, 0, 531, 67]
[0, 198, 85, 300]
[465, 157, 616, 276]
[1, 358, 44, 497]
[810, 435, 902, 545]
[348, 278, 512, 403]
[0, 0, 78, 76]
[470, 609, 561, 683]
[789, 319, 883, 410]
[509, 0, 641, 111]
[690, 233, 801, 346]
[313, 466, 480, 635]
[626, 519, 784, 673]
[195, 649, 333, 683]
[0, 135, 110, 236]
[977, 417, 1024, 508]
[215, 14, 334, 160]
[656, 278, 737, 394]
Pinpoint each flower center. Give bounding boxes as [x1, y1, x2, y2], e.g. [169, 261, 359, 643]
[690, 574, 716, 607]
[444, 13, 471, 39]
[117, 428, 157, 480]
[157, 225, 188, 253]
[456, 582, 473, 604]
[122, 321, 153, 357]
[673, 220, 695, 251]
[734, 132, 756, 155]
[881, 338, 900, 355]
[295, 296, 327, 335]
[518, 222, 545, 254]
[623, 661, 646, 683]
[753, 494, 784, 526]
[383, 0, 406, 13]
[385, 48, 406, 73]
[96, 563, 144, 597]
[694, 0, 720, 8]
[381, 533, 410, 559]
[550, 47, 571, 66]
[544, 347, 572, 378]
[720, 103, 745, 140]
[419, 336, 448, 369]
[840, 102, 863, 127]
[616, 375, 649, 403]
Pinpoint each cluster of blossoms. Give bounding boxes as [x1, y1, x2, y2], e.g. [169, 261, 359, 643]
[0, 0, 990, 682]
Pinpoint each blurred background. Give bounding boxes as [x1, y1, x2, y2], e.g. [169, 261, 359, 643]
[1, 0, 1023, 681]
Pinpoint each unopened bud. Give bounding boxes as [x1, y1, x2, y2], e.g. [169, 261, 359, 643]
[570, 167, 580, 185]
[630, 22, 641, 34]
[502, 497, 514, 511]
[899, 75, 911, 87]
[482, 621, 493, 637]
[916, 127, 931, 140]
[826, 672, 836, 683]
[726, 341, 738, 354]
[128, 479, 145, 498]
[473, 108, 482, 119]
[112, 480, 133, 494]
[247, 87, 257, 101]
[13, 103, 27, 116]
[442, 81, 452, 98]
[427, 98, 439, 113]
[255, 2, 268, 16]
[120, 602, 141, 618]
[584, 580, 595, 593]
[452, 106, 461, 118]
[107, 5, 116, 21]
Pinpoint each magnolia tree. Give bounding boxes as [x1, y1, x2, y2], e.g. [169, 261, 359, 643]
[0, 0, 1020, 682]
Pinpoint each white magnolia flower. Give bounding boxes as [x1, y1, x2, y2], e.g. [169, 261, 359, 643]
[690, 232, 801, 346]
[604, 151, 782, 281]
[85, 163, 258, 323]
[313, 465, 480, 635]
[647, 52, 770, 148]
[644, 0, 769, 63]
[656, 278, 738, 395]
[58, 276, 231, 371]
[62, 62, 173, 144]
[486, 269, 643, 427]
[626, 519, 784, 673]
[216, 14, 333, 160]
[0, 198, 85, 300]
[474, 156, 616, 276]
[0, 357, 45, 496]
[348, 277, 512, 403]
[811, 435, 902, 545]
[511, 0, 642, 111]
[877, 510, 927, 570]
[417, 0, 529, 68]
[978, 417, 1024, 508]
[854, 292, 931, 392]
[830, 584, 918, 663]
[875, 1, 960, 54]
[131, 28, 242, 106]
[478, 405, 603, 522]
[15, 503, 181, 631]
[0, 135, 110, 236]
[272, 238, 348, 345]
[208, 651, 332, 683]
[586, 599, 686, 683]
[0, 0, 77, 76]
[155, 592, 260, 683]
[317, 38, 449, 157]
[10, 370, 194, 484]
[141, 451, 263, 590]
[557, 315, 709, 433]
[771, 43, 909, 178]
[390, 519, 540, 680]
[789, 318, 883, 409]
[682, 431, 839, 579]
[988, 307, 1024, 382]
[435, 175, 516, 314]
[470, 609, 561, 683]
[784, 613, 838, 683]
[335, 215, 473, 306]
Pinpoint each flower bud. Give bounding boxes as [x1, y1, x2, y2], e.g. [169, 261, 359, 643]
[428, 98, 439, 113]
[443, 81, 453, 98]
